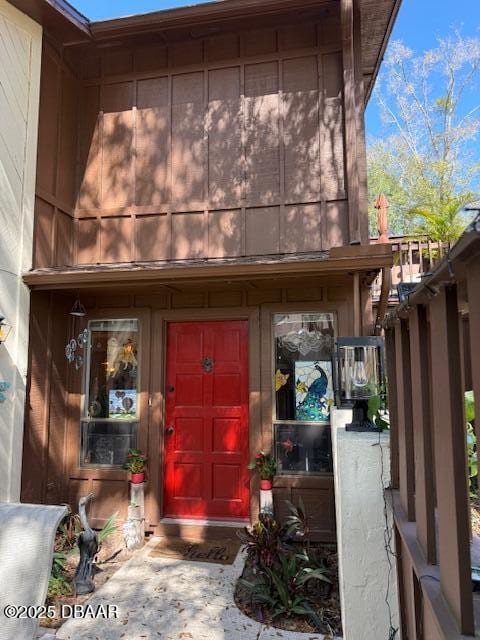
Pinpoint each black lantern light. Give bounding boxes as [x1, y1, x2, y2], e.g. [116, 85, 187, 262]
[335, 336, 385, 432]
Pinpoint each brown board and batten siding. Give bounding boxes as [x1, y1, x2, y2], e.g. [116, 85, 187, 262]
[32, 5, 365, 269]
[75, 20, 349, 263]
[33, 40, 77, 268]
[22, 280, 356, 537]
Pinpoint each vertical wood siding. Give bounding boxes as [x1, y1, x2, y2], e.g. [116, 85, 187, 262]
[33, 5, 370, 268]
[23, 282, 354, 534]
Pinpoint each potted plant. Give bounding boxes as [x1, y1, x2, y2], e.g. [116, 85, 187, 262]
[248, 451, 277, 490]
[123, 448, 147, 484]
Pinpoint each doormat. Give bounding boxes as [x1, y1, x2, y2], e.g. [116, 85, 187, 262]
[149, 537, 241, 565]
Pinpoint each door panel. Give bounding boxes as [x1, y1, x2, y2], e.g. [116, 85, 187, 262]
[164, 320, 249, 520]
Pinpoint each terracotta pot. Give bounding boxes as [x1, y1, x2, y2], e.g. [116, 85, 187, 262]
[260, 479, 272, 490]
[131, 472, 145, 484]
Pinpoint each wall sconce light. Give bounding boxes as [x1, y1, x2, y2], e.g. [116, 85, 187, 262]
[0, 316, 12, 345]
[335, 336, 385, 432]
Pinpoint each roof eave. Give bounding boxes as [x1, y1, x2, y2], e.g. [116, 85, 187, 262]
[23, 246, 393, 291]
[364, 0, 402, 104]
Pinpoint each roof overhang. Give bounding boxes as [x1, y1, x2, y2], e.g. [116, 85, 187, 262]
[23, 245, 393, 291]
[8, 0, 401, 103]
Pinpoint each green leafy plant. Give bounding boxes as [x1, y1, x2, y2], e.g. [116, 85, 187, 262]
[283, 498, 309, 540]
[98, 512, 118, 543]
[248, 451, 277, 481]
[466, 391, 477, 496]
[367, 383, 390, 430]
[238, 512, 285, 568]
[55, 510, 82, 553]
[48, 575, 73, 598]
[367, 395, 389, 430]
[48, 552, 73, 599]
[237, 502, 331, 631]
[122, 448, 147, 473]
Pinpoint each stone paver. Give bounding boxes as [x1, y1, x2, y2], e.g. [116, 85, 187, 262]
[53, 537, 336, 640]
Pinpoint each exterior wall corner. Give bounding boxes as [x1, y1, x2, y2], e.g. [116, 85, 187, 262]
[331, 408, 400, 639]
[0, 0, 42, 501]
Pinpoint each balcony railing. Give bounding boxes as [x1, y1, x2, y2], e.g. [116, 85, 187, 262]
[371, 236, 450, 303]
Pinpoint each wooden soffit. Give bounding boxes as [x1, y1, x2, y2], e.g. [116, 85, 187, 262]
[9, 0, 401, 102]
[23, 245, 392, 291]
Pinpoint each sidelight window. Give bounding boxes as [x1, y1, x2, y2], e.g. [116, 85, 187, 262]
[273, 313, 336, 474]
[80, 319, 139, 468]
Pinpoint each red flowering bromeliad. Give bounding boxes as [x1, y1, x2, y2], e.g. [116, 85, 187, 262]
[248, 451, 277, 489]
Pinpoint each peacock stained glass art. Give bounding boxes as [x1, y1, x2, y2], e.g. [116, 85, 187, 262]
[273, 313, 336, 423]
[294, 361, 333, 422]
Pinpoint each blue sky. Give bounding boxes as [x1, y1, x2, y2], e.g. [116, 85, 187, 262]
[365, 0, 480, 137]
[74, 0, 479, 139]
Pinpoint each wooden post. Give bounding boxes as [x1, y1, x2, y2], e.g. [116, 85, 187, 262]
[429, 285, 474, 634]
[467, 256, 480, 447]
[409, 305, 436, 563]
[374, 194, 390, 243]
[394, 319, 415, 520]
[385, 327, 399, 489]
[353, 0, 369, 244]
[353, 271, 361, 335]
[341, 0, 360, 244]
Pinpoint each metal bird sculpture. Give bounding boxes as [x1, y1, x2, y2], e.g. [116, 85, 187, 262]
[295, 363, 329, 421]
[73, 493, 98, 595]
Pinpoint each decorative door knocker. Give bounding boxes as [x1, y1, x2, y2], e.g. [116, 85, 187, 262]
[202, 357, 214, 373]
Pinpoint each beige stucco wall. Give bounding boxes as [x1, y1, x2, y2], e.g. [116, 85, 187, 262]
[332, 409, 400, 639]
[0, 0, 41, 501]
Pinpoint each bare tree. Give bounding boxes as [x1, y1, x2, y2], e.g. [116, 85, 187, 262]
[368, 30, 480, 241]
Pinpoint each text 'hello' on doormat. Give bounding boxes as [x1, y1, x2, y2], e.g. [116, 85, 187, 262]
[149, 537, 241, 565]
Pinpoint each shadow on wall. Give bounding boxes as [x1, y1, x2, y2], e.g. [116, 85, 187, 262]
[34, 41, 348, 269]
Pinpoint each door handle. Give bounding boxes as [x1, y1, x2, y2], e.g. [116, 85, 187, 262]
[165, 426, 174, 435]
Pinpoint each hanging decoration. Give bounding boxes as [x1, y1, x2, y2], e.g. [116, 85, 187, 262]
[278, 328, 334, 356]
[65, 295, 88, 370]
[65, 329, 89, 369]
[274, 369, 289, 392]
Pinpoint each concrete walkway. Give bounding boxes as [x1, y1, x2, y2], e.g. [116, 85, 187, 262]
[52, 537, 333, 640]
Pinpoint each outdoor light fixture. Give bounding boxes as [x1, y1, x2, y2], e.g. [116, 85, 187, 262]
[0, 316, 12, 345]
[335, 336, 384, 432]
[70, 297, 87, 317]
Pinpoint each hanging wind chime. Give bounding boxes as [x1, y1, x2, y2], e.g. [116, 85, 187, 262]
[65, 296, 88, 370]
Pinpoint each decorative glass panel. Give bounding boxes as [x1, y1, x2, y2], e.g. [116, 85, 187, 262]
[81, 420, 137, 467]
[81, 319, 139, 468]
[273, 313, 336, 422]
[274, 423, 333, 474]
[273, 313, 335, 476]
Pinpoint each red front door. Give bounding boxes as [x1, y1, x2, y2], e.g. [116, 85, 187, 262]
[164, 321, 250, 520]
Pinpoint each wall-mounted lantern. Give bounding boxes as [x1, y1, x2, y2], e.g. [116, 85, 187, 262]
[0, 316, 12, 345]
[335, 336, 385, 432]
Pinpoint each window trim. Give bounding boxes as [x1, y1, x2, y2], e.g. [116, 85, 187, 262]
[79, 316, 141, 469]
[271, 311, 338, 426]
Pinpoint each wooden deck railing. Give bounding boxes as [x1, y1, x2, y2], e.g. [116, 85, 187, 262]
[384, 214, 480, 638]
[371, 237, 450, 302]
